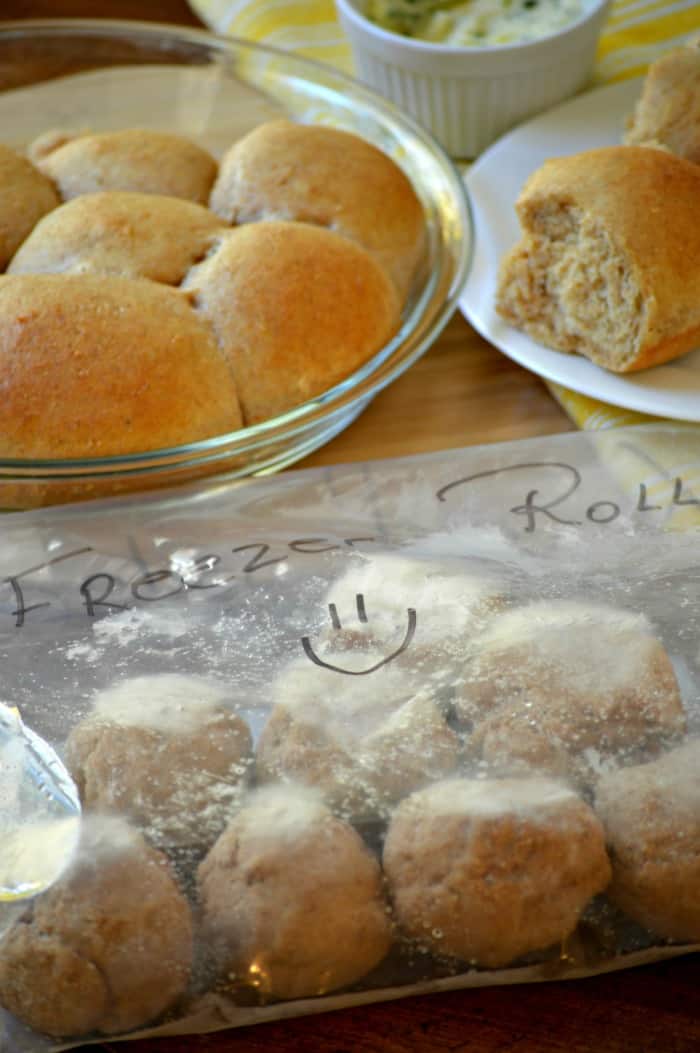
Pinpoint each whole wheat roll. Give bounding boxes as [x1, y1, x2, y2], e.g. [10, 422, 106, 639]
[183, 220, 401, 425]
[8, 191, 226, 284]
[0, 143, 58, 269]
[496, 145, 700, 372]
[209, 119, 425, 301]
[30, 128, 218, 205]
[624, 41, 700, 164]
[0, 122, 419, 489]
[0, 273, 243, 458]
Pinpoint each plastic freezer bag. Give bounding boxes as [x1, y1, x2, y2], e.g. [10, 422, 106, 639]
[0, 423, 699, 1051]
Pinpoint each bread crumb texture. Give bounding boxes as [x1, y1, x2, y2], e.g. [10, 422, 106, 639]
[496, 146, 700, 372]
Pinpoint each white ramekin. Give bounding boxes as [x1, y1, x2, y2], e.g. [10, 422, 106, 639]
[334, 0, 612, 158]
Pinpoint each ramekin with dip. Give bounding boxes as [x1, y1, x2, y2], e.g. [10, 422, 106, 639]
[367, 0, 584, 46]
[335, 0, 611, 156]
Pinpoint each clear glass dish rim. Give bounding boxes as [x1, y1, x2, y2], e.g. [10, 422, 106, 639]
[0, 17, 473, 480]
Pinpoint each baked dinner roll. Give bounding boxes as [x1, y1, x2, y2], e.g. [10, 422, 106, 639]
[8, 191, 225, 284]
[65, 674, 253, 853]
[256, 659, 459, 822]
[594, 739, 700, 941]
[455, 601, 685, 769]
[197, 785, 393, 999]
[383, 776, 611, 967]
[0, 143, 58, 269]
[184, 220, 401, 424]
[496, 146, 700, 372]
[30, 128, 218, 204]
[624, 41, 700, 164]
[0, 817, 193, 1038]
[0, 274, 243, 458]
[209, 119, 425, 300]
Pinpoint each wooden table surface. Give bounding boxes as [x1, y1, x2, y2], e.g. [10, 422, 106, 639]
[2, 3, 699, 1052]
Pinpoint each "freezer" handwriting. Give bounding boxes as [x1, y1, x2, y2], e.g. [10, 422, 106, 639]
[0, 536, 376, 629]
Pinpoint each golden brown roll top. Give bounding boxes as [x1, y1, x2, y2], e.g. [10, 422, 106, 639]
[8, 191, 226, 284]
[0, 120, 420, 464]
[0, 274, 244, 458]
[0, 143, 59, 270]
[496, 145, 700, 372]
[183, 220, 402, 424]
[30, 128, 218, 204]
[209, 119, 425, 301]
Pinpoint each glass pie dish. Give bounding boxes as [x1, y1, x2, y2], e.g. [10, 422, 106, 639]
[0, 18, 471, 511]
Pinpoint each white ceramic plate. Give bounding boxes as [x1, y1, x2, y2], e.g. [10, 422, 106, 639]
[460, 77, 700, 422]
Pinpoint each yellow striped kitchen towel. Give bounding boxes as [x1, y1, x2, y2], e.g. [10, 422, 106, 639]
[189, 0, 700, 433]
[191, 0, 353, 71]
[190, 1, 700, 88]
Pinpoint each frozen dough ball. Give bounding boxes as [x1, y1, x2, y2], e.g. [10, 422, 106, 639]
[256, 658, 460, 821]
[594, 739, 700, 941]
[0, 143, 59, 269]
[65, 673, 252, 852]
[320, 551, 505, 676]
[30, 128, 217, 204]
[197, 785, 393, 999]
[466, 711, 588, 787]
[8, 191, 225, 283]
[209, 119, 425, 301]
[455, 601, 685, 765]
[0, 817, 193, 1037]
[383, 776, 611, 968]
